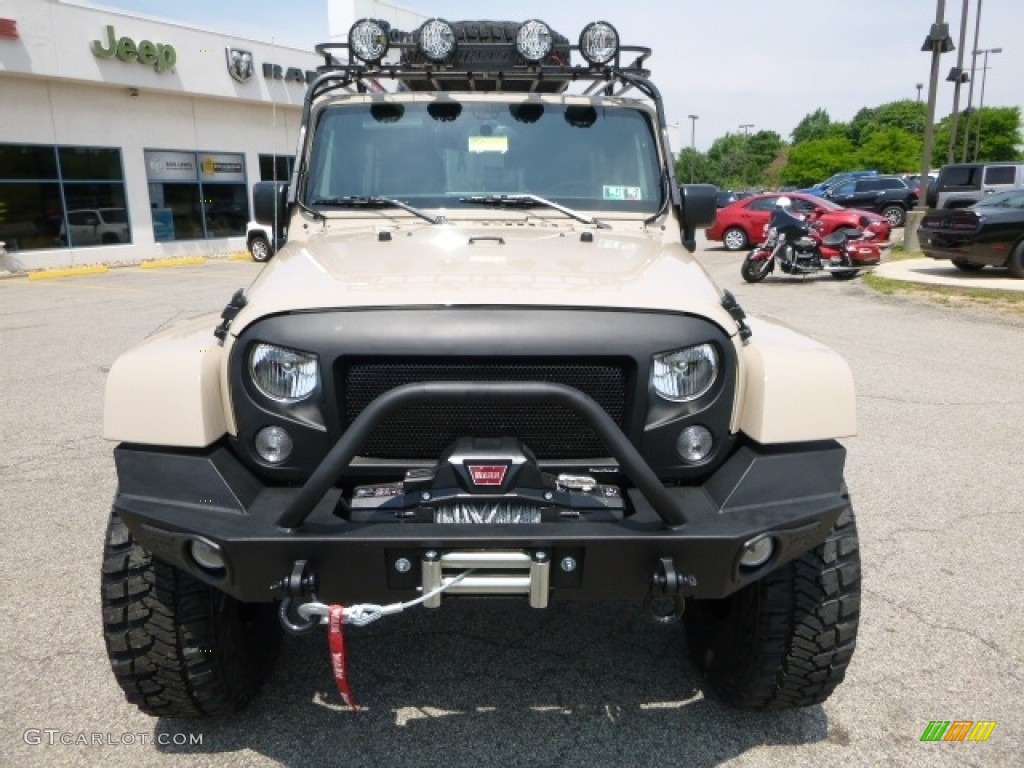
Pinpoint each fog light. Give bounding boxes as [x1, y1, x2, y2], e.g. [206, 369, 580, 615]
[676, 425, 713, 462]
[417, 18, 456, 62]
[190, 538, 225, 571]
[739, 536, 774, 569]
[255, 425, 293, 464]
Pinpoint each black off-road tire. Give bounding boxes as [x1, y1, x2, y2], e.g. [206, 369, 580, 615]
[684, 502, 861, 711]
[101, 513, 282, 717]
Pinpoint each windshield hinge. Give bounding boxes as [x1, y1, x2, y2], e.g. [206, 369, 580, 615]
[721, 290, 752, 341]
[214, 288, 248, 343]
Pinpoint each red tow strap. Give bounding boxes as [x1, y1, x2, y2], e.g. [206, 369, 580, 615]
[327, 605, 359, 710]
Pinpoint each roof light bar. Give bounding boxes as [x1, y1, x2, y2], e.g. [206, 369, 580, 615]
[417, 18, 456, 62]
[516, 19, 554, 62]
[579, 21, 619, 65]
[349, 19, 390, 64]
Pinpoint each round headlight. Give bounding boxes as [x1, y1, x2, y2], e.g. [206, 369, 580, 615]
[249, 343, 319, 402]
[677, 425, 714, 463]
[579, 21, 619, 65]
[349, 18, 390, 64]
[255, 425, 293, 464]
[417, 18, 456, 62]
[652, 344, 719, 402]
[516, 20, 554, 62]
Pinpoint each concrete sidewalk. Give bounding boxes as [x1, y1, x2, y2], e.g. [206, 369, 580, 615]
[875, 256, 1024, 292]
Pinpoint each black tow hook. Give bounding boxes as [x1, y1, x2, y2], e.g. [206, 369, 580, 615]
[645, 557, 690, 624]
[270, 560, 321, 635]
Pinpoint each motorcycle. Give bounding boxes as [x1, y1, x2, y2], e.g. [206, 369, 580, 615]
[740, 207, 882, 283]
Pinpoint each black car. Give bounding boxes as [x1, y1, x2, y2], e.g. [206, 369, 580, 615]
[715, 189, 738, 208]
[918, 189, 1024, 278]
[823, 175, 918, 227]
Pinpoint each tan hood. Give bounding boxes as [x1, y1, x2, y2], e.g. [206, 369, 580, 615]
[230, 222, 737, 335]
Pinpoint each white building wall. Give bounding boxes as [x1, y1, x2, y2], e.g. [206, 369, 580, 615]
[0, 0, 320, 270]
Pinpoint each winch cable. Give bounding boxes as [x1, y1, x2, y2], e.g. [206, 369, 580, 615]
[296, 568, 477, 710]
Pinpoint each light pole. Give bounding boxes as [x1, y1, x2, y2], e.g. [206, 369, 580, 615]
[905, 0, 953, 254]
[687, 114, 698, 183]
[961, 0, 984, 162]
[916, 82, 923, 102]
[739, 124, 754, 188]
[972, 47, 1002, 161]
[945, 0, 970, 162]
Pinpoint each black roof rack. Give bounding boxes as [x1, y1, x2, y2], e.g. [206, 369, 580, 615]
[309, 24, 653, 102]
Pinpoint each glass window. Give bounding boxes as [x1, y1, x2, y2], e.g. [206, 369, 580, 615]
[58, 147, 123, 181]
[0, 181, 63, 250]
[984, 166, 1016, 185]
[833, 182, 856, 195]
[259, 154, 293, 182]
[145, 149, 249, 240]
[748, 197, 779, 211]
[0, 145, 58, 180]
[0, 143, 128, 251]
[941, 166, 980, 188]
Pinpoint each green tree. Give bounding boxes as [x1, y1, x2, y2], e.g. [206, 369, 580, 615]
[857, 127, 922, 173]
[934, 106, 1023, 163]
[791, 108, 847, 144]
[781, 137, 858, 186]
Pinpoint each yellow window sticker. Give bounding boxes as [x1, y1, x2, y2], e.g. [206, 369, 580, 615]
[468, 135, 509, 153]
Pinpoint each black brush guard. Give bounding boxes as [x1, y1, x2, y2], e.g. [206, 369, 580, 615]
[112, 381, 849, 604]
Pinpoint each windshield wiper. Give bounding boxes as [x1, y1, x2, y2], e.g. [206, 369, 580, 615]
[460, 194, 611, 230]
[308, 195, 445, 224]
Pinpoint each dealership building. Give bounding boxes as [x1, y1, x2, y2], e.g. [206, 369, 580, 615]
[0, 0, 419, 271]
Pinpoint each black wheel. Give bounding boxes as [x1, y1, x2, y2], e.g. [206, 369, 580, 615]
[684, 502, 861, 711]
[830, 269, 861, 281]
[951, 258, 984, 272]
[740, 253, 771, 283]
[880, 204, 905, 227]
[249, 236, 272, 263]
[101, 513, 282, 717]
[723, 227, 748, 251]
[1006, 241, 1024, 279]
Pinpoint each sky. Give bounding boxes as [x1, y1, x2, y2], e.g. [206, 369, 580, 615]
[82, 0, 1023, 152]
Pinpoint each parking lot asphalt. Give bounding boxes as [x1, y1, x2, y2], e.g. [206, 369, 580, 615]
[1, 246, 1022, 768]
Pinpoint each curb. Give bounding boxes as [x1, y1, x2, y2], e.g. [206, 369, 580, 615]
[140, 256, 208, 269]
[26, 265, 110, 281]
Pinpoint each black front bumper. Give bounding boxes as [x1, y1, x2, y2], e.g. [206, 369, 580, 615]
[113, 427, 848, 606]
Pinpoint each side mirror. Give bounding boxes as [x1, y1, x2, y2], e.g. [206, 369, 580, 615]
[678, 183, 718, 251]
[253, 181, 289, 241]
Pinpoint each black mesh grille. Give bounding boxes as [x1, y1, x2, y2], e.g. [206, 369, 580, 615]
[340, 359, 630, 459]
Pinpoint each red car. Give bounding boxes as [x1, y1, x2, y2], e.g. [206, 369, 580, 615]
[706, 192, 892, 251]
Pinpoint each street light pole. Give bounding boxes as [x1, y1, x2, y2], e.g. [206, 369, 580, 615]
[687, 114, 698, 184]
[916, 83, 923, 102]
[905, 0, 953, 253]
[945, 0, 970, 163]
[961, 0, 984, 162]
[739, 123, 754, 188]
[972, 47, 1002, 161]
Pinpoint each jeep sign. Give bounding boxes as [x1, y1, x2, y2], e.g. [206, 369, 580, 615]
[91, 25, 176, 73]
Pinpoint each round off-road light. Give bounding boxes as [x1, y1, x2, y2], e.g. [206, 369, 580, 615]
[676, 425, 713, 462]
[255, 425, 293, 464]
[516, 20, 554, 62]
[349, 19, 390, 64]
[739, 536, 774, 569]
[190, 538, 225, 571]
[579, 21, 619, 65]
[417, 18, 456, 62]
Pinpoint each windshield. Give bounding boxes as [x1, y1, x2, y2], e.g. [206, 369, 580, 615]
[304, 100, 664, 214]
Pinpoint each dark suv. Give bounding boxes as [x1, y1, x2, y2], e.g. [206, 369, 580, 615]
[823, 175, 918, 227]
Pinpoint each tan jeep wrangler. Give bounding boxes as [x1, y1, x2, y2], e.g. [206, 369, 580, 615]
[101, 19, 861, 717]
